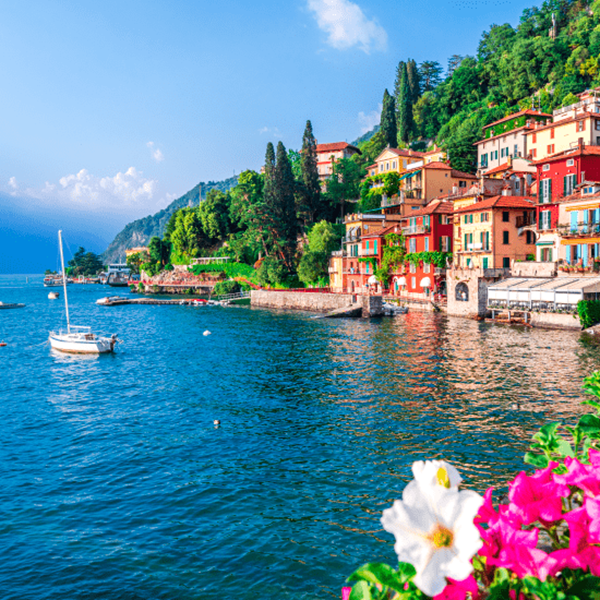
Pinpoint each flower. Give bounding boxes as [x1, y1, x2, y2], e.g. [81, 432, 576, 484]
[434, 576, 479, 600]
[554, 449, 600, 498]
[507, 463, 569, 526]
[412, 459, 462, 492]
[381, 476, 483, 597]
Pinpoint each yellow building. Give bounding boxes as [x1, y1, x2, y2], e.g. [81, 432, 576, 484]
[453, 196, 536, 269]
[526, 88, 600, 162]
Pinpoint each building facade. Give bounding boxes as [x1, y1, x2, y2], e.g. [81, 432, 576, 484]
[316, 142, 361, 180]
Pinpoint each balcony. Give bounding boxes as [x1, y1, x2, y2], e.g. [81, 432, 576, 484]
[558, 223, 600, 238]
[402, 224, 430, 235]
[516, 214, 536, 228]
[331, 250, 346, 257]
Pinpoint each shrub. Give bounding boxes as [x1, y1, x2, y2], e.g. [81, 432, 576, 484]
[577, 299, 600, 328]
[213, 280, 241, 296]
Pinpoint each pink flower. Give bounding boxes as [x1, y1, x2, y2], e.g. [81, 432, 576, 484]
[551, 498, 600, 576]
[434, 575, 479, 600]
[555, 451, 600, 498]
[507, 463, 569, 526]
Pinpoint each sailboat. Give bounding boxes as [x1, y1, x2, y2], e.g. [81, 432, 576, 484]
[49, 231, 118, 354]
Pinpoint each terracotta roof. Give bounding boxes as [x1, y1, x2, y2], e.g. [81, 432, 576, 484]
[483, 109, 552, 130]
[423, 161, 451, 170]
[316, 142, 361, 154]
[361, 225, 400, 239]
[484, 162, 511, 175]
[451, 169, 478, 179]
[474, 125, 532, 145]
[454, 195, 535, 213]
[400, 200, 454, 220]
[382, 147, 425, 158]
[526, 112, 591, 136]
[532, 144, 600, 164]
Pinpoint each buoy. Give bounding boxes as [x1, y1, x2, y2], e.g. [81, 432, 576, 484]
[0, 342, 6, 347]
[203, 330, 211, 336]
[214, 419, 220, 426]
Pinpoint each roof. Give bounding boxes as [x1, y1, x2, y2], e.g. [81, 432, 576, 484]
[488, 276, 600, 294]
[400, 200, 454, 219]
[474, 125, 532, 145]
[526, 112, 591, 136]
[532, 144, 600, 164]
[483, 110, 552, 130]
[361, 225, 400, 239]
[423, 161, 451, 170]
[451, 169, 478, 180]
[316, 142, 361, 154]
[378, 147, 425, 159]
[454, 195, 535, 213]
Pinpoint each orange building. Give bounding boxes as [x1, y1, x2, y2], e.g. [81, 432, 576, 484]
[316, 142, 361, 180]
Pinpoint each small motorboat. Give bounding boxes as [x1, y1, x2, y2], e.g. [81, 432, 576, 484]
[48, 292, 60, 299]
[0, 302, 25, 309]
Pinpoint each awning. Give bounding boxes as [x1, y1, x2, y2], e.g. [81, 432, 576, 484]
[536, 241, 554, 246]
[368, 275, 378, 285]
[420, 277, 432, 288]
[396, 276, 407, 286]
[398, 169, 421, 181]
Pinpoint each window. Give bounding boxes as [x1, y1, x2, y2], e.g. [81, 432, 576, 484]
[503, 231, 510, 244]
[459, 180, 467, 188]
[595, 120, 600, 131]
[502, 211, 510, 222]
[550, 128, 555, 139]
[564, 173, 577, 196]
[547, 144, 555, 154]
[464, 215, 468, 224]
[532, 149, 537, 158]
[543, 164, 550, 171]
[481, 153, 488, 167]
[411, 277, 416, 288]
[470, 214, 474, 224]
[533, 133, 537, 143]
[503, 257, 511, 268]
[526, 230, 534, 244]
[424, 237, 429, 251]
[567, 159, 575, 167]
[540, 178, 552, 203]
[423, 263, 431, 273]
[577, 120, 586, 132]
[483, 257, 489, 269]
[392, 161, 396, 169]
[540, 210, 551, 230]
[409, 238, 416, 253]
[514, 144, 518, 156]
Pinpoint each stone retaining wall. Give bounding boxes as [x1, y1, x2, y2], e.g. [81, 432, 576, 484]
[251, 290, 358, 313]
[529, 312, 581, 330]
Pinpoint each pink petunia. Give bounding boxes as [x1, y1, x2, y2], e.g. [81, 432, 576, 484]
[507, 463, 569, 526]
[555, 451, 600, 498]
[434, 575, 479, 600]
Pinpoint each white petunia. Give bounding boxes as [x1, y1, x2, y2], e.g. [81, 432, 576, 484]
[412, 459, 462, 491]
[381, 479, 483, 597]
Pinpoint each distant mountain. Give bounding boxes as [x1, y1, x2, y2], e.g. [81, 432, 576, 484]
[352, 125, 379, 147]
[102, 176, 238, 263]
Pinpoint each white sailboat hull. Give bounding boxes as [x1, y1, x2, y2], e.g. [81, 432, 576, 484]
[49, 331, 116, 354]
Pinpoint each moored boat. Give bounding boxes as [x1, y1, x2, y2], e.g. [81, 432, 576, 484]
[0, 302, 25, 309]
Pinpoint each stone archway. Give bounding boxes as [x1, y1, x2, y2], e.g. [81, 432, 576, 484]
[456, 282, 469, 302]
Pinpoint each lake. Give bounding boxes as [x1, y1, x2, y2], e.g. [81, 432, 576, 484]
[1, 274, 598, 599]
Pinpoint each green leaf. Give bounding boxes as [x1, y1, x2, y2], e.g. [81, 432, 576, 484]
[349, 581, 373, 600]
[533, 423, 561, 448]
[524, 451, 549, 468]
[567, 575, 600, 600]
[557, 438, 576, 458]
[582, 399, 600, 412]
[578, 414, 600, 438]
[347, 563, 409, 593]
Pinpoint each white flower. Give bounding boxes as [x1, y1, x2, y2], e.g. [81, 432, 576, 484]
[412, 459, 462, 492]
[381, 480, 483, 597]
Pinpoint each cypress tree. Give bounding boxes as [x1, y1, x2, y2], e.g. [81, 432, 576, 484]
[406, 58, 421, 105]
[274, 141, 299, 272]
[393, 60, 406, 107]
[380, 89, 398, 148]
[299, 120, 321, 226]
[397, 65, 415, 144]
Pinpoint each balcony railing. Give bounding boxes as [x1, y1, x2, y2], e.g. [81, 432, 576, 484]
[402, 225, 430, 235]
[558, 223, 600, 238]
[516, 215, 536, 228]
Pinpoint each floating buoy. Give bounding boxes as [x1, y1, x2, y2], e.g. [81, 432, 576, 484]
[203, 330, 211, 336]
[214, 419, 220, 426]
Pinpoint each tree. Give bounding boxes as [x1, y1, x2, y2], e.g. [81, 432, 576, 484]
[297, 119, 322, 226]
[297, 250, 329, 286]
[393, 60, 407, 106]
[419, 61, 443, 92]
[407, 58, 421, 104]
[126, 251, 149, 275]
[413, 92, 439, 139]
[325, 157, 364, 220]
[198, 189, 230, 241]
[381, 89, 398, 148]
[447, 54, 464, 76]
[67, 247, 105, 276]
[397, 64, 415, 144]
[307, 220, 341, 255]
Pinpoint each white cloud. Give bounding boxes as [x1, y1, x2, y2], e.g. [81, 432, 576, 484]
[13, 167, 158, 212]
[358, 103, 381, 134]
[307, 0, 387, 53]
[8, 177, 18, 195]
[258, 126, 281, 137]
[147, 141, 164, 162]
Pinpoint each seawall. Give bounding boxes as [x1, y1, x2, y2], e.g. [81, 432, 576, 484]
[251, 290, 357, 313]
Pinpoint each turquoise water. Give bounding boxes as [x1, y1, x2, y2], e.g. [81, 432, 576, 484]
[1, 274, 599, 599]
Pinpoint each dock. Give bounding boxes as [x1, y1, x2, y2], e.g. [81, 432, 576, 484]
[97, 297, 210, 307]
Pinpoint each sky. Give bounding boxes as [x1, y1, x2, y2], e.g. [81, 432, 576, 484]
[0, 0, 538, 250]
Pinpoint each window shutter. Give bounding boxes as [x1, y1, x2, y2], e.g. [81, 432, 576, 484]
[539, 181, 543, 203]
[548, 179, 552, 201]
[566, 245, 571, 264]
[571, 211, 578, 232]
[564, 176, 567, 197]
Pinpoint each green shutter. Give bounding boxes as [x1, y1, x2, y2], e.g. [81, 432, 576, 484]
[564, 176, 567, 197]
[549, 179, 552, 201]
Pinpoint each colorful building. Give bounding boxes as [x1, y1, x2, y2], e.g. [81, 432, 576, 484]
[475, 109, 551, 174]
[389, 200, 454, 299]
[526, 88, 600, 162]
[401, 161, 478, 203]
[453, 196, 536, 269]
[316, 142, 361, 180]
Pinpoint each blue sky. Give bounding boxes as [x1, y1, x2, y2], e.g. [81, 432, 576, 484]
[1, 0, 537, 242]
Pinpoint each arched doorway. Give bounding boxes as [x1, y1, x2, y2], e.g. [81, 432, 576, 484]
[456, 282, 469, 302]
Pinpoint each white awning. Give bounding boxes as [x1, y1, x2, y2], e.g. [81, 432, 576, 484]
[420, 277, 432, 288]
[396, 277, 407, 286]
[368, 275, 378, 285]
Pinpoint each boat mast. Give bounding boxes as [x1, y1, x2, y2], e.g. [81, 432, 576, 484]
[58, 230, 71, 333]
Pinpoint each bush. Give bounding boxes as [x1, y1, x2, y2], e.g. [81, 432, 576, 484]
[213, 280, 241, 296]
[298, 250, 329, 286]
[257, 256, 289, 287]
[577, 299, 600, 328]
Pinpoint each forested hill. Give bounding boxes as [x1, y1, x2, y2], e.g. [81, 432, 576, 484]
[102, 176, 237, 263]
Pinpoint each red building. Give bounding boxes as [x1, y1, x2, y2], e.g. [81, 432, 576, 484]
[533, 142, 600, 260]
[390, 200, 454, 298]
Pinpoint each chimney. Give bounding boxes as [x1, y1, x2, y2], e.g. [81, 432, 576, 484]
[452, 184, 458, 195]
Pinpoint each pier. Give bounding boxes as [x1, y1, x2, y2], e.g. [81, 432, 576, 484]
[97, 297, 209, 307]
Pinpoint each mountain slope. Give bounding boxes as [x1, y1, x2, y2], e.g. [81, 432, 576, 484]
[102, 176, 237, 262]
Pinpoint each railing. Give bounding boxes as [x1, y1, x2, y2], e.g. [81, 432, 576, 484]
[402, 225, 430, 235]
[558, 223, 600, 237]
[331, 250, 346, 257]
[213, 291, 251, 301]
[190, 256, 231, 265]
[516, 215, 536, 228]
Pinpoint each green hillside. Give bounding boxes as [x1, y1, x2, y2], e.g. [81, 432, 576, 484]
[102, 176, 237, 263]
